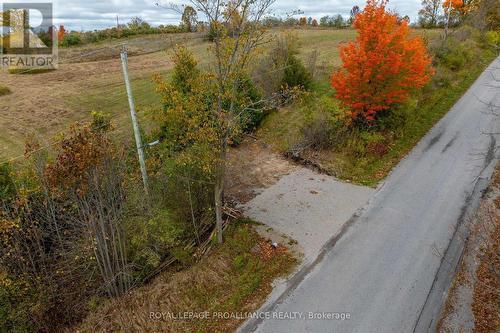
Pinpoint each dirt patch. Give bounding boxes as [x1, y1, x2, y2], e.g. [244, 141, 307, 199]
[226, 138, 300, 204]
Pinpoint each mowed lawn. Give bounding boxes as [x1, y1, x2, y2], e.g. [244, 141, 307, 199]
[0, 32, 209, 159]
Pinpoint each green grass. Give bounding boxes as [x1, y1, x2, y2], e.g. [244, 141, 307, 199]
[356, 50, 496, 183]
[0, 86, 11, 96]
[8, 68, 56, 75]
[258, 33, 497, 186]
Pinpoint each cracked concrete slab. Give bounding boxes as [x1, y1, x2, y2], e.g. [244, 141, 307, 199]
[240, 168, 375, 261]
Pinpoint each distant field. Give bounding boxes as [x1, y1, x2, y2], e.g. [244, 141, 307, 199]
[0, 28, 441, 161]
[0, 32, 209, 159]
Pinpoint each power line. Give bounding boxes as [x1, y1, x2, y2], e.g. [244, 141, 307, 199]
[1, 35, 306, 164]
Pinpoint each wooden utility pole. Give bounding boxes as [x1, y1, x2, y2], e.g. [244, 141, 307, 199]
[120, 45, 149, 194]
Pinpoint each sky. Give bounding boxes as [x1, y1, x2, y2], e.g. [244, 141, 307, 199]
[2, 0, 422, 31]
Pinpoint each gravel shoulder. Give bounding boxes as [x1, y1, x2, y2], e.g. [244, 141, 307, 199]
[438, 165, 500, 333]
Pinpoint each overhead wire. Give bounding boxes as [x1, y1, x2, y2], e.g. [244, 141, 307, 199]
[1, 33, 303, 164]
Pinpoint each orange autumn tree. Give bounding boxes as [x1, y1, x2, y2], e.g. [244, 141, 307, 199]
[57, 25, 66, 42]
[443, 0, 477, 19]
[331, 0, 433, 123]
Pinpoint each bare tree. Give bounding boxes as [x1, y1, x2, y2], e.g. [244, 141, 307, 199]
[418, 0, 442, 28]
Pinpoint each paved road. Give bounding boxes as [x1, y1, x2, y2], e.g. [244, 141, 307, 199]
[239, 57, 500, 333]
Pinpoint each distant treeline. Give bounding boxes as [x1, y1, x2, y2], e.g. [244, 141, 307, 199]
[38, 17, 187, 48]
[261, 15, 353, 28]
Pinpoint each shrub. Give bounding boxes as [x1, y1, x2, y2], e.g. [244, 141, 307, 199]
[288, 96, 347, 156]
[236, 76, 265, 132]
[60, 33, 82, 47]
[433, 37, 474, 71]
[0, 120, 131, 331]
[0, 163, 15, 205]
[301, 112, 335, 149]
[431, 67, 453, 88]
[0, 272, 39, 333]
[252, 33, 313, 97]
[0, 86, 11, 96]
[283, 55, 312, 91]
[453, 25, 480, 42]
[125, 207, 187, 280]
[344, 130, 388, 158]
[56, 21, 183, 48]
[484, 30, 500, 53]
[331, 0, 434, 124]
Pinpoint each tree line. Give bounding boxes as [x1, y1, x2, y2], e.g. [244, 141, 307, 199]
[418, 0, 499, 29]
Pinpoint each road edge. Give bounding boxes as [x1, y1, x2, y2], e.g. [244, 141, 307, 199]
[413, 135, 498, 333]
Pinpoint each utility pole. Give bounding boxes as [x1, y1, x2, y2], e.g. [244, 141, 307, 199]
[120, 45, 149, 194]
[116, 14, 120, 28]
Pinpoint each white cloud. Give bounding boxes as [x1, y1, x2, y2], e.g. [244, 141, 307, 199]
[2, 0, 422, 30]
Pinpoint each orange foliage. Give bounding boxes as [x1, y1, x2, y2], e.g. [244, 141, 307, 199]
[57, 25, 65, 42]
[443, 0, 475, 15]
[299, 17, 307, 26]
[312, 19, 319, 27]
[44, 124, 111, 193]
[331, 0, 434, 122]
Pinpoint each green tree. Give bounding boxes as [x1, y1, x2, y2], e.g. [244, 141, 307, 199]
[186, 0, 279, 243]
[127, 16, 150, 32]
[181, 6, 198, 32]
[320, 16, 330, 26]
[333, 14, 345, 28]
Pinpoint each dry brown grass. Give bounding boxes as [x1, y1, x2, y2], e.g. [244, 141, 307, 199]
[0, 33, 211, 159]
[471, 166, 500, 333]
[72, 223, 297, 333]
[439, 164, 500, 333]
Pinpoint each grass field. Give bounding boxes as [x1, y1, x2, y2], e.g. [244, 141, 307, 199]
[0, 32, 210, 159]
[0, 27, 463, 179]
[256, 29, 496, 185]
[0, 29, 363, 159]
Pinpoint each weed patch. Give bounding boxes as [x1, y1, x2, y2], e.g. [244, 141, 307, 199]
[73, 223, 297, 333]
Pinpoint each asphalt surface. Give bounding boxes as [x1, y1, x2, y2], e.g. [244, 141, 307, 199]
[239, 57, 500, 333]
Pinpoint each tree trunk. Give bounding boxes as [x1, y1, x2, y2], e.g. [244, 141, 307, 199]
[214, 136, 227, 244]
[214, 178, 223, 244]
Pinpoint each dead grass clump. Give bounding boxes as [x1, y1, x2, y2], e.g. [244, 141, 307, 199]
[471, 165, 500, 333]
[471, 211, 500, 333]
